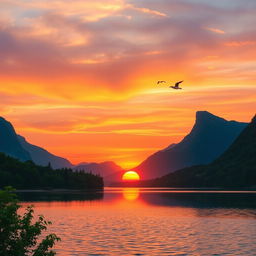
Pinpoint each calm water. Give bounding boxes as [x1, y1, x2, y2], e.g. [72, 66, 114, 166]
[19, 188, 256, 256]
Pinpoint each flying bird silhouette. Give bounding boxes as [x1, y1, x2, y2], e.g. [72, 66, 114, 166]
[170, 80, 183, 90]
[157, 80, 166, 84]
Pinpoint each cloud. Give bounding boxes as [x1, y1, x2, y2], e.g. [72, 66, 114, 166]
[1, 0, 256, 98]
[6, 84, 255, 167]
[224, 41, 256, 47]
[0, 0, 256, 166]
[205, 27, 225, 34]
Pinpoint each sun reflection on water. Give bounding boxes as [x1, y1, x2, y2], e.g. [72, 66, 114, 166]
[122, 188, 140, 201]
[19, 189, 256, 256]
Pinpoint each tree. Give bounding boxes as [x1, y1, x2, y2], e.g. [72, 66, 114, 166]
[0, 187, 60, 256]
[0, 152, 104, 190]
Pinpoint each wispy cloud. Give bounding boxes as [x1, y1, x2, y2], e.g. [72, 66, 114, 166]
[0, 0, 256, 166]
[205, 27, 225, 34]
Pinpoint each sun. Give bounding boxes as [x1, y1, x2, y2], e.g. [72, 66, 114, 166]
[122, 171, 140, 181]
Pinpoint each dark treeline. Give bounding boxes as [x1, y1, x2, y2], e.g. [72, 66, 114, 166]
[0, 153, 103, 190]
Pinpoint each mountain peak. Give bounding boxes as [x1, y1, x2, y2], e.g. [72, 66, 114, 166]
[196, 111, 225, 123]
[252, 115, 256, 123]
[151, 113, 256, 188]
[0, 116, 8, 123]
[194, 111, 231, 129]
[0, 116, 31, 161]
[134, 111, 248, 179]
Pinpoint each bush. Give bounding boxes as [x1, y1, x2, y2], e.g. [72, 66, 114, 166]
[0, 187, 60, 256]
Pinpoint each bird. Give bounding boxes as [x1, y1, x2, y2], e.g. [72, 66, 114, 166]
[170, 80, 183, 89]
[157, 80, 166, 84]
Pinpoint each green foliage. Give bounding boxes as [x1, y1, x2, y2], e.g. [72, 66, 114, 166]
[0, 187, 60, 256]
[0, 153, 104, 189]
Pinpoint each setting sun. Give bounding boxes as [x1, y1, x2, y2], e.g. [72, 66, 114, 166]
[122, 171, 140, 181]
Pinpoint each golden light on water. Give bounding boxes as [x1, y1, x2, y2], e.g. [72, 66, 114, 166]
[122, 171, 140, 181]
[122, 188, 140, 201]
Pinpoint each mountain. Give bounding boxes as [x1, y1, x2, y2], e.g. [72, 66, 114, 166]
[0, 116, 122, 179]
[18, 135, 73, 169]
[0, 117, 31, 161]
[150, 114, 256, 188]
[0, 116, 72, 168]
[74, 161, 124, 184]
[133, 111, 247, 179]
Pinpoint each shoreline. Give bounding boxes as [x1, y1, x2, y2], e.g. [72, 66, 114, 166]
[15, 187, 256, 193]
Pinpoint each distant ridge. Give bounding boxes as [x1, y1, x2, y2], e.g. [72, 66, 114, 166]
[18, 135, 73, 169]
[74, 161, 124, 184]
[132, 111, 248, 179]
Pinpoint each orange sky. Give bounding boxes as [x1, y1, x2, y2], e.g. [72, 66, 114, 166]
[0, 0, 256, 168]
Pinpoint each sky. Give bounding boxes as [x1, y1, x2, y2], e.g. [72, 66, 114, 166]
[0, 0, 256, 168]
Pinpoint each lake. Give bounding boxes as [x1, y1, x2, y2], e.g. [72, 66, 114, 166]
[19, 188, 256, 256]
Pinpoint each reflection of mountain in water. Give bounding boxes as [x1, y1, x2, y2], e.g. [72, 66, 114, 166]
[17, 189, 256, 219]
[17, 190, 104, 202]
[140, 191, 256, 210]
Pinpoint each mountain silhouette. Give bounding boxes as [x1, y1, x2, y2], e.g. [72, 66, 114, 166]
[132, 111, 247, 179]
[74, 161, 123, 184]
[0, 116, 122, 178]
[18, 135, 73, 169]
[0, 117, 31, 161]
[0, 116, 73, 168]
[151, 114, 256, 188]
[0, 117, 123, 180]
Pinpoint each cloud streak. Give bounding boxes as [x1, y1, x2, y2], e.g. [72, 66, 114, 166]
[0, 0, 255, 167]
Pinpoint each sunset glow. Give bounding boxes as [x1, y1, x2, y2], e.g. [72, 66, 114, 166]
[122, 188, 140, 201]
[5, 1, 255, 255]
[0, 0, 255, 168]
[122, 171, 140, 181]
